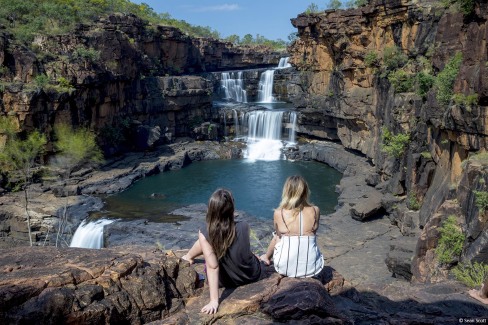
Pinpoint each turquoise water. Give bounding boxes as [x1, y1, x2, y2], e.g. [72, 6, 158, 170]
[97, 159, 342, 222]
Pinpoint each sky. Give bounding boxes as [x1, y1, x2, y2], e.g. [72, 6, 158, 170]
[130, 0, 310, 41]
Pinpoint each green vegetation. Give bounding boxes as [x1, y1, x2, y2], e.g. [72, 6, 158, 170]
[34, 74, 50, 90]
[442, 0, 476, 15]
[435, 215, 465, 264]
[416, 71, 435, 97]
[328, 0, 343, 10]
[407, 192, 421, 211]
[52, 123, 103, 246]
[474, 190, 488, 213]
[381, 127, 410, 159]
[305, 3, 320, 14]
[388, 69, 414, 93]
[0, 116, 47, 246]
[421, 151, 432, 159]
[364, 51, 379, 68]
[383, 46, 408, 71]
[434, 52, 463, 105]
[0, 0, 220, 43]
[453, 93, 478, 107]
[453, 261, 488, 288]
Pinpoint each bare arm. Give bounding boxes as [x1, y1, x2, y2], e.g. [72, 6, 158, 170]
[198, 231, 219, 314]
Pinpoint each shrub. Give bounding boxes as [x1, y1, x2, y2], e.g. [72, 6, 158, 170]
[407, 192, 421, 210]
[435, 215, 465, 264]
[416, 71, 435, 97]
[388, 69, 414, 93]
[327, 0, 342, 10]
[434, 52, 463, 105]
[381, 127, 410, 158]
[453, 261, 488, 288]
[364, 51, 379, 68]
[474, 191, 488, 213]
[442, 0, 476, 15]
[383, 46, 407, 70]
[453, 93, 478, 106]
[73, 46, 100, 62]
[34, 74, 50, 90]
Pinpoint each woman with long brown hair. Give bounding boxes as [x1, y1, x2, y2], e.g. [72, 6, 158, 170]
[260, 175, 324, 277]
[182, 188, 262, 314]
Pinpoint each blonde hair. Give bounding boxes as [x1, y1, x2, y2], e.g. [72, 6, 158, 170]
[278, 175, 312, 215]
[206, 188, 236, 260]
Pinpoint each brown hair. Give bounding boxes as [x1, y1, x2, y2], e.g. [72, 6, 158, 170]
[278, 175, 312, 216]
[206, 188, 236, 260]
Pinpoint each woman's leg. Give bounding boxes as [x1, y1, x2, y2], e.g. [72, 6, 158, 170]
[182, 238, 203, 265]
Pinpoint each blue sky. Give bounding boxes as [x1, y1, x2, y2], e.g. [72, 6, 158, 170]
[130, 1, 310, 41]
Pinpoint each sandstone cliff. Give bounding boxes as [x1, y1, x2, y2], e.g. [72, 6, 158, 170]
[287, 0, 487, 282]
[0, 13, 283, 153]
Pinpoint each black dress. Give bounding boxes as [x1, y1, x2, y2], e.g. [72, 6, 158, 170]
[202, 220, 262, 288]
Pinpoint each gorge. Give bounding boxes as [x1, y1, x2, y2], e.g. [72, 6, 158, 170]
[1, 0, 488, 323]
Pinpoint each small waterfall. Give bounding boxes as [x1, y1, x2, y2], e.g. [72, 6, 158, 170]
[288, 112, 297, 143]
[241, 110, 297, 161]
[70, 219, 115, 249]
[278, 57, 292, 68]
[232, 109, 240, 138]
[257, 70, 275, 103]
[221, 72, 247, 102]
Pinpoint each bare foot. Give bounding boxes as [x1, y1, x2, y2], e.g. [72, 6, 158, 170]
[259, 254, 271, 266]
[181, 254, 194, 265]
[468, 288, 488, 305]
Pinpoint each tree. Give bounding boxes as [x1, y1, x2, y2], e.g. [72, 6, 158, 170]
[241, 34, 253, 45]
[305, 3, 320, 14]
[328, 0, 342, 9]
[0, 116, 47, 246]
[52, 124, 103, 246]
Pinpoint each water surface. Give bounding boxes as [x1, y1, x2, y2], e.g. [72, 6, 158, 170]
[97, 159, 342, 222]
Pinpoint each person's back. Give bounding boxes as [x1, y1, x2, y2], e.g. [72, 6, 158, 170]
[260, 175, 324, 278]
[272, 205, 323, 277]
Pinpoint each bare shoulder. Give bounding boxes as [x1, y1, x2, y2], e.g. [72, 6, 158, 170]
[304, 205, 320, 215]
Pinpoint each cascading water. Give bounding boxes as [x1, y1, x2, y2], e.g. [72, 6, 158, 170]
[257, 70, 275, 103]
[70, 219, 115, 249]
[221, 72, 247, 102]
[278, 57, 292, 68]
[241, 110, 297, 161]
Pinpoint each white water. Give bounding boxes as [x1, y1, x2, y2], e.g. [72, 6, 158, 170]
[241, 110, 297, 161]
[257, 70, 275, 103]
[221, 72, 247, 102]
[70, 219, 115, 249]
[278, 57, 292, 68]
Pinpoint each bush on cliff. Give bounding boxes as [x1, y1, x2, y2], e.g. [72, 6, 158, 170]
[435, 215, 465, 265]
[434, 52, 463, 105]
[442, 0, 476, 15]
[0, 116, 47, 246]
[381, 127, 410, 159]
[453, 261, 488, 288]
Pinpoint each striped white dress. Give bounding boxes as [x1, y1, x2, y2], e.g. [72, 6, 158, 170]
[273, 210, 324, 277]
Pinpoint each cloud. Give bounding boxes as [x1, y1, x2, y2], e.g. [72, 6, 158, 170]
[190, 4, 240, 12]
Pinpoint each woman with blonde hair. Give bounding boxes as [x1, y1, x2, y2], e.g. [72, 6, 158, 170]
[260, 175, 324, 277]
[182, 188, 262, 314]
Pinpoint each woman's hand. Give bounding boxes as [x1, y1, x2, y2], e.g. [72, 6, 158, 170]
[201, 300, 219, 314]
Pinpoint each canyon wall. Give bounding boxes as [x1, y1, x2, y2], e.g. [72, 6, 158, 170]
[0, 13, 282, 152]
[287, 0, 487, 281]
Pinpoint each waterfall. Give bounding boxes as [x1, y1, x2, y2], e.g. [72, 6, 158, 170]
[241, 110, 298, 161]
[278, 57, 292, 68]
[257, 70, 275, 103]
[221, 72, 247, 102]
[70, 219, 115, 249]
[232, 109, 240, 139]
[288, 112, 297, 143]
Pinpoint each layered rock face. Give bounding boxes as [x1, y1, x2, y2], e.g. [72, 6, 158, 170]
[0, 14, 282, 151]
[287, 0, 488, 281]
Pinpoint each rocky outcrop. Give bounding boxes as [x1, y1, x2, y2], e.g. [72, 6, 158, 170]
[0, 13, 284, 153]
[287, 0, 488, 282]
[0, 246, 199, 324]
